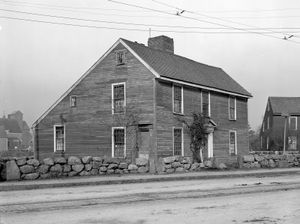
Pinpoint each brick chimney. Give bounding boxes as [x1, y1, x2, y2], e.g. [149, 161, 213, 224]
[148, 35, 174, 54]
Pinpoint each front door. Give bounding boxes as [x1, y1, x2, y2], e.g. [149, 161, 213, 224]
[138, 128, 151, 159]
[207, 133, 213, 158]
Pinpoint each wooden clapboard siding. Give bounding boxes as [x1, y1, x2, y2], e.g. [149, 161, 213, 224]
[155, 80, 249, 163]
[36, 43, 155, 159]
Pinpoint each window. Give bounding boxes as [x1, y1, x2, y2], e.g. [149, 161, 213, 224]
[288, 136, 297, 150]
[173, 128, 183, 156]
[228, 96, 236, 120]
[70, 95, 77, 107]
[266, 136, 269, 150]
[173, 85, 183, 114]
[260, 136, 263, 149]
[112, 83, 125, 114]
[54, 125, 65, 152]
[229, 130, 237, 155]
[112, 127, 126, 157]
[202, 90, 210, 117]
[289, 117, 297, 130]
[262, 122, 264, 132]
[116, 50, 125, 65]
[267, 117, 270, 129]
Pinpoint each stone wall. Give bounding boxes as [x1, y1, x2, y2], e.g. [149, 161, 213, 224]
[0, 156, 149, 181]
[157, 156, 226, 173]
[241, 152, 300, 168]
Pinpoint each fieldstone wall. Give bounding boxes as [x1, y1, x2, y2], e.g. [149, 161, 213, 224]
[0, 156, 149, 181]
[157, 156, 225, 173]
[241, 152, 300, 169]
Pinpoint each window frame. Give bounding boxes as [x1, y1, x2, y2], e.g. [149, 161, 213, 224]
[173, 127, 184, 156]
[53, 124, 66, 152]
[112, 82, 126, 114]
[172, 84, 184, 115]
[115, 50, 126, 65]
[201, 90, 211, 117]
[112, 127, 126, 158]
[228, 96, 236, 120]
[70, 95, 77, 108]
[289, 116, 297, 130]
[288, 136, 297, 150]
[229, 130, 237, 155]
[267, 117, 270, 129]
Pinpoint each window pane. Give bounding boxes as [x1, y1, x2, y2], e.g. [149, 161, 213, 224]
[55, 126, 64, 151]
[114, 129, 125, 157]
[229, 132, 236, 155]
[290, 117, 296, 130]
[229, 97, 235, 120]
[202, 91, 209, 116]
[174, 128, 182, 156]
[116, 51, 125, 65]
[70, 96, 76, 107]
[113, 84, 125, 113]
[173, 86, 182, 113]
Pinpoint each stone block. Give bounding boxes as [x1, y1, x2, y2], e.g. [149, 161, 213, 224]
[278, 160, 289, 168]
[79, 171, 90, 176]
[183, 164, 191, 170]
[269, 159, 276, 168]
[43, 158, 54, 166]
[119, 162, 128, 169]
[106, 169, 115, 174]
[63, 164, 71, 173]
[82, 156, 93, 164]
[54, 157, 66, 164]
[190, 163, 200, 171]
[137, 166, 148, 173]
[68, 156, 82, 165]
[20, 165, 35, 174]
[135, 157, 148, 166]
[85, 164, 93, 171]
[166, 168, 175, 173]
[16, 158, 27, 166]
[90, 169, 98, 175]
[92, 161, 102, 169]
[6, 160, 20, 181]
[108, 163, 118, 170]
[175, 167, 185, 173]
[217, 163, 227, 170]
[243, 155, 255, 163]
[204, 160, 213, 168]
[50, 164, 63, 173]
[99, 166, 107, 172]
[68, 171, 78, 177]
[72, 164, 84, 173]
[128, 164, 138, 170]
[114, 169, 123, 174]
[40, 173, 51, 179]
[92, 157, 103, 162]
[38, 165, 50, 174]
[27, 159, 40, 167]
[23, 173, 39, 180]
[171, 162, 182, 168]
[163, 156, 176, 164]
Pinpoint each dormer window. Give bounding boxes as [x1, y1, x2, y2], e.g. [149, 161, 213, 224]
[116, 50, 126, 65]
[70, 95, 77, 107]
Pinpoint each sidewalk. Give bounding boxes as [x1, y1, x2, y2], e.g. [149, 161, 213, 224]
[1, 168, 300, 191]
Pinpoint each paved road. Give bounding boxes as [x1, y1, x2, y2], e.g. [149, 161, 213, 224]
[1, 174, 300, 224]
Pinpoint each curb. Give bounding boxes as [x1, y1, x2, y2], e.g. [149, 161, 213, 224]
[1, 168, 300, 192]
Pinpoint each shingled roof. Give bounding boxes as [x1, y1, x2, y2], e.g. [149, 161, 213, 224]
[0, 118, 22, 133]
[122, 39, 252, 97]
[269, 97, 300, 115]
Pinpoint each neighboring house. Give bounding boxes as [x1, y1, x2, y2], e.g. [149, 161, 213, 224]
[260, 97, 300, 151]
[32, 35, 252, 166]
[0, 125, 8, 152]
[8, 111, 32, 148]
[0, 117, 22, 149]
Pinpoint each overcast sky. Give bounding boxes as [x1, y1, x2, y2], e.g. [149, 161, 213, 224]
[1, 0, 300, 130]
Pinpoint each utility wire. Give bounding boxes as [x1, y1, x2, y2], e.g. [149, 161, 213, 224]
[108, 0, 299, 43]
[3, 15, 300, 34]
[2, 7, 300, 32]
[151, 0, 299, 39]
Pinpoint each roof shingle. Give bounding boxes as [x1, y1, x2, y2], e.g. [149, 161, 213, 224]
[122, 39, 252, 97]
[269, 97, 300, 115]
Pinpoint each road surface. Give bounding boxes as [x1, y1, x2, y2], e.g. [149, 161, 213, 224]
[1, 174, 300, 224]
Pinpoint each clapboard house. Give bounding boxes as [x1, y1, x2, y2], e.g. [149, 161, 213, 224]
[260, 97, 300, 151]
[33, 35, 252, 166]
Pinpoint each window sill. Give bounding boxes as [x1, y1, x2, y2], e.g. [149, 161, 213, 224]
[173, 112, 184, 116]
[229, 118, 236, 121]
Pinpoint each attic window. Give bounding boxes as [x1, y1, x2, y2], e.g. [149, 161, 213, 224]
[70, 95, 77, 107]
[116, 50, 126, 65]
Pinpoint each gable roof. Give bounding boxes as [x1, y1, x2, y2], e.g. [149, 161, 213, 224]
[121, 38, 252, 97]
[269, 97, 300, 115]
[0, 118, 22, 133]
[33, 37, 251, 127]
